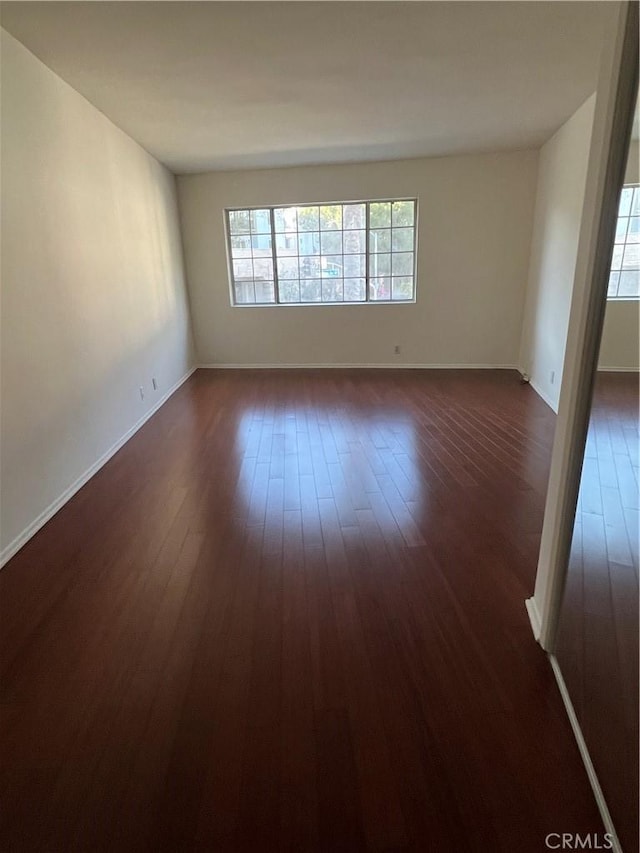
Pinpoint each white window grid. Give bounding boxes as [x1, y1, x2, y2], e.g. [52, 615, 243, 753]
[608, 183, 639, 300]
[224, 199, 418, 306]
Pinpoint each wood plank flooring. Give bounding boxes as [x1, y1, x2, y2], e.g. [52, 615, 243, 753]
[0, 369, 603, 852]
[556, 371, 639, 853]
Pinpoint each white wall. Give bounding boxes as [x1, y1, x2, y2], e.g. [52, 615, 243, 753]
[519, 95, 596, 412]
[1, 31, 195, 561]
[599, 139, 639, 371]
[599, 299, 639, 369]
[177, 151, 538, 367]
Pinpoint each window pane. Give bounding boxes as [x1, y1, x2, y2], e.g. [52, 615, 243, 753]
[279, 280, 301, 303]
[275, 232, 297, 255]
[322, 279, 344, 301]
[231, 235, 252, 257]
[234, 280, 255, 304]
[300, 256, 321, 278]
[233, 258, 253, 280]
[229, 210, 251, 234]
[369, 278, 391, 300]
[300, 279, 322, 302]
[251, 209, 271, 234]
[618, 270, 639, 297]
[277, 257, 299, 279]
[253, 258, 273, 279]
[627, 217, 640, 244]
[297, 206, 319, 231]
[391, 276, 413, 301]
[392, 277, 414, 300]
[392, 201, 415, 227]
[632, 188, 640, 217]
[608, 271, 620, 297]
[622, 243, 640, 269]
[322, 255, 343, 278]
[392, 227, 414, 252]
[343, 230, 365, 254]
[344, 278, 366, 301]
[369, 202, 391, 228]
[343, 204, 366, 229]
[321, 231, 342, 254]
[371, 253, 391, 277]
[370, 229, 391, 252]
[615, 217, 629, 243]
[344, 254, 365, 278]
[274, 207, 297, 232]
[298, 232, 320, 255]
[611, 244, 624, 270]
[320, 205, 342, 230]
[619, 187, 634, 217]
[392, 253, 414, 276]
[251, 233, 272, 252]
[255, 281, 275, 303]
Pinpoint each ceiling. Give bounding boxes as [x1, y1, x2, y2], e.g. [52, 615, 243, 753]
[0, 1, 614, 174]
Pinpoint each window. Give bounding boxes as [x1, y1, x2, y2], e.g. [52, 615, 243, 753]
[225, 199, 417, 305]
[608, 184, 639, 299]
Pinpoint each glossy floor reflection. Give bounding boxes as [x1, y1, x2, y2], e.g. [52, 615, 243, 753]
[556, 371, 639, 853]
[1, 369, 603, 852]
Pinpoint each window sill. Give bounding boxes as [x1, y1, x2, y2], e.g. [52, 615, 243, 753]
[231, 300, 417, 308]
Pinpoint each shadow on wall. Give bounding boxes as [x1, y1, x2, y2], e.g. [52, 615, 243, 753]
[1, 317, 192, 557]
[1, 30, 194, 559]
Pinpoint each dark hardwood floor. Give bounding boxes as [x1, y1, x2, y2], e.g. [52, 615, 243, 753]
[1, 369, 604, 852]
[556, 371, 639, 853]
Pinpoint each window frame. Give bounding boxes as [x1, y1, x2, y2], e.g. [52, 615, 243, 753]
[607, 182, 639, 301]
[224, 198, 419, 307]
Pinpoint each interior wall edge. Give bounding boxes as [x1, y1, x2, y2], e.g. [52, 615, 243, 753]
[0, 366, 196, 570]
[525, 597, 542, 641]
[529, 379, 559, 413]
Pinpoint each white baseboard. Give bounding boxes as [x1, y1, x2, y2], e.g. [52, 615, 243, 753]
[197, 362, 519, 370]
[525, 597, 542, 642]
[597, 365, 640, 373]
[529, 378, 559, 413]
[0, 366, 197, 569]
[549, 655, 621, 853]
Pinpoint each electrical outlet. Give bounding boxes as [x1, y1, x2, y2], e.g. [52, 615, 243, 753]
[152, 378, 157, 391]
[139, 386, 145, 401]
[394, 345, 401, 355]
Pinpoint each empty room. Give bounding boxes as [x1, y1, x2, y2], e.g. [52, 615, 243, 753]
[1, 2, 638, 852]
